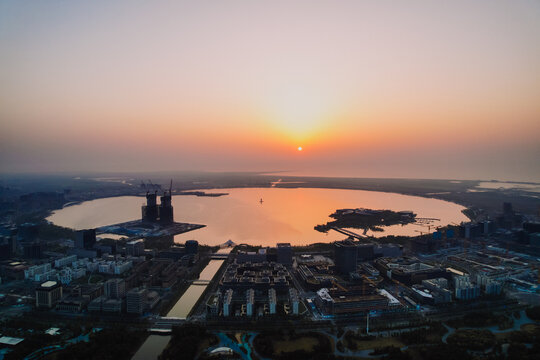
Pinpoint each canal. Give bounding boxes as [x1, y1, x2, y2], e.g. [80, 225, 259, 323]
[132, 248, 231, 360]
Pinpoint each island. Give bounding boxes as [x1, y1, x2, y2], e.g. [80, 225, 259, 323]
[314, 208, 418, 233]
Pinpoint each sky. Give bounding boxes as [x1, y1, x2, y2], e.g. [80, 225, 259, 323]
[1, 0, 539, 181]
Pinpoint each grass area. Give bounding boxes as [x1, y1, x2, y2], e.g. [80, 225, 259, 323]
[521, 323, 540, 333]
[446, 329, 495, 351]
[346, 336, 405, 351]
[273, 336, 319, 354]
[253, 331, 332, 359]
[159, 324, 217, 360]
[447, 311, 512, 330]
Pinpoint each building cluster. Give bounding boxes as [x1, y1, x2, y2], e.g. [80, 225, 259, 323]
[334, 238, 403, 275]
[315, 284, 389, 316]
[296, 254, 336, 290]
[16, 237, 201, 316]
[220, 261, 290, 291]
[23, 255, 135, 285]
[207, 285, 301, 317]
[207, 243, 301, 318]
[235, 243, 292, 265]
[86, 279, 159, 314]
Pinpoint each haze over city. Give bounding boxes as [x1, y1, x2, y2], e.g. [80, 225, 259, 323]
[1, 0, 539, 180]
[3, 2, 540, 360]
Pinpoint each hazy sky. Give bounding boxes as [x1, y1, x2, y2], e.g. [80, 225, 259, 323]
[1, 0, 539, 180]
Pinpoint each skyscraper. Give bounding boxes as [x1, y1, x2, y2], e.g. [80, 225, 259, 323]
[142, 191, 159, 222]
[334, 238, 358, 275]
[159, 190, 174, 224]
[75, 229, 96, 249]
[277, 243, 293, 266]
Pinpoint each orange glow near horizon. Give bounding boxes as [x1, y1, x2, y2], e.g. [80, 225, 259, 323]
[0, 1, 539, 180]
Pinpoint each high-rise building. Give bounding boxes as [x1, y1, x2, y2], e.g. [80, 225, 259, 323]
[289, 288, 299, 315]
[268, 288, 276, 315]
[104, 278, 126, 299]
[159, 191, 174, 224]
[126, 287, 147, 314]
[142, 186, 174, 224]
[503, 202, 513, 217]
[23, 242, 44, 259]
[36, 281, 63, 308]
[357, 244, 375, 261]
[277, 243, 293, 266]
[223, 289, 233, 316]
[126, 240, 144, 256]
[246, 289, 254, 316]
[142, 192, 159, 222]
[185, 240, 198, 255]
[334, 239, 358, 275]
[75, 229, 96, 249]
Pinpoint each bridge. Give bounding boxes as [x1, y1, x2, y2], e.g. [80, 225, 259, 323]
[150, 316, 187, 330]
[330, 227, 370, 240]
[191, 280, 211, 285]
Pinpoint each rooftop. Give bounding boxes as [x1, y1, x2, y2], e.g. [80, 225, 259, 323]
[41, 280, 58, 288]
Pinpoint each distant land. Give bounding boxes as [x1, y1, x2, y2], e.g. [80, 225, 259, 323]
[1, 172, 538, 220]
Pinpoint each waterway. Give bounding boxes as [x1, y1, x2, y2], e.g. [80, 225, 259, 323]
[132, 249, 230, 360]
[47, 188, 468, 246]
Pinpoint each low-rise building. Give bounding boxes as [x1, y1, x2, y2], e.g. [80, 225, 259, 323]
[315, 287, 388, 315]
[54, 255, 77, 268]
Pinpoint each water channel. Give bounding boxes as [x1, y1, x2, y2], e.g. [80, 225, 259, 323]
[132, 248, 230, 360]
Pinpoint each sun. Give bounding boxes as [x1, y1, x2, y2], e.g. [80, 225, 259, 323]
[297, 146, 303, 151]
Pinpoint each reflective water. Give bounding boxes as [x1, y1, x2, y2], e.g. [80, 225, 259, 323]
[131, 335, 170, 360]
[48, 187, 468, 246]
[131, 254, 229, 359]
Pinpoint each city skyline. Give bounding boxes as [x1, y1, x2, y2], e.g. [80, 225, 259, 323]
[1, 0, 539, 181]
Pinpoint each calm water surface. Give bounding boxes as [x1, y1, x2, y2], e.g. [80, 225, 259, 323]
[47, 188, 468, 246]
[131, 251, 230, 359]
[132, 335, 170, 360]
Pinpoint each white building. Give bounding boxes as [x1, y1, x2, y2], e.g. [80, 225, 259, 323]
[25, 263, 52, 280]
[246, 289, 254, 316]
[35, 269, 57, 282]
[268, 288, 276, 315]
[454, 276, 480, 300]
[289, 288, 299, 315]
[223, 289, 233, 317]
[57, 268, 73, 284]
[72, 267, 86, 279]
[54, 255, 77, 268]
[114, 261, 132, 275]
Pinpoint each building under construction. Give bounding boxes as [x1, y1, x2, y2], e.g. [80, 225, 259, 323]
[142, 181, 174, 224]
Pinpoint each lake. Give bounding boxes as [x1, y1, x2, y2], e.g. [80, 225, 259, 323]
[47, 187, 468, 246]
